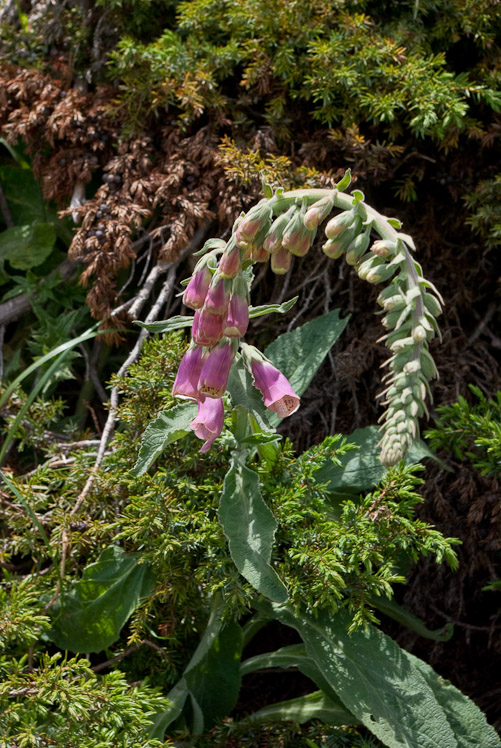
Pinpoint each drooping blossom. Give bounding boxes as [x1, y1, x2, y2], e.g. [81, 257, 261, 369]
[223, 287, 249, 338]
[204, 273, 231, 315]
[183, 264, 212, 310]
[190, 396, 224, 452]
[192, 308, 225, 347]
[198, 338, 235, 398]
[241, 343, 300, 418]
[172, 344, 206, 400]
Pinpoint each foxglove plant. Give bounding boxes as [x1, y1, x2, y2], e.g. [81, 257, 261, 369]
[171, 170, 442, 463]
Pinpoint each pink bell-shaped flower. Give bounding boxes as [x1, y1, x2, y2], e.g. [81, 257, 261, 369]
[204, 273, 231, 315]
[192, 308, 225, 347]
[240, 343, 300, 418]
[172, 344, 206, 400]
[223, 277, 249, 338]
[190, 396, 224, 452]
[183, 263, 212, 310]
[198, 338, 235, 398]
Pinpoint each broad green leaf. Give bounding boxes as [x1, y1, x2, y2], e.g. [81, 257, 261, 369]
[264, 308, 349, 398]
[269, 604, 458, 748]
[0, 165, 47, 224]
[131, 401, 198, 476]
[185, 621, 243, 728]
[314, 425, 442, 495]
[134, 315, 193, 333]
[219, 457, 288, 603]
[245, 690, 357, 726]
[48, 546, 156, 653]
[372, 597, 453, 642]
[248, 297, 298, 318]
[0, 222, 56, 269]
[406, 652, 501, 748]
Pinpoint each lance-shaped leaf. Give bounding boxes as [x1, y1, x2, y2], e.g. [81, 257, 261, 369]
[372, 596, 453, 642]
[134, 315, 194, 333]
[268, 604, 458, 748]
[248, 297, 298, 318]
[131, 401, 198, 476]
[245, 690, 357, 726]
[48, 546, 155, 653]
[219, 457, 288, 603]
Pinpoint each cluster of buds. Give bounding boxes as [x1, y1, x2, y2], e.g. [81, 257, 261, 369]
[173, 225, 301, 451]
[170, 178, 442, 463]
[376, 267, 442, 465]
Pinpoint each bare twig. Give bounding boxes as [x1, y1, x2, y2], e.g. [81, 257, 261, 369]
[49, 225, 210, 603]
[91, 639, 168, 673]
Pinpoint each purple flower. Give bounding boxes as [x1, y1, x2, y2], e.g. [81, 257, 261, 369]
[190, 396, 224, 452]
[250, 359, 300, 418]
[204, 273, 231, 315]
[223, 294, 249, 338]
[172, 345, 206, 400]
[183, 265, 212, 310]
[192, 308, 224, 347]
[198, 339, 235, 398]
[223, 276, 249, 338]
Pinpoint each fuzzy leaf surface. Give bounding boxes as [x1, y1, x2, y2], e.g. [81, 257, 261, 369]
[131, 401, 198, 476]
[269, 604, 458, 748]
[407, 652, 501, 748]
[219, 458, 288, 602]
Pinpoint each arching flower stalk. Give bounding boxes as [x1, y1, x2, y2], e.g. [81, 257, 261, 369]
[172, 172, 442, 463]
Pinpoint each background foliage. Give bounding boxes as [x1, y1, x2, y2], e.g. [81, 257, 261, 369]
[0, 0, 500, 744]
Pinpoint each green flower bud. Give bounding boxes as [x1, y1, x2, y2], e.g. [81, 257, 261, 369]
[345, 230, 371, 265]
[303, 195, 335, 230]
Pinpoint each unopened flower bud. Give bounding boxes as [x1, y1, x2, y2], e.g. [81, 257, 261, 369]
[271, 245, 292, 274]
[263, 207, 296, 253]
[235, 200, 273, 246]
[251, 245, 271, 262]
[403, 360, 421, 374]
[303, 195, 335, 230]
[371, 239, 397, 257]
[325, 211, 360, 240]
[283, 217, 316, 257]
[219, 242, 242, 279]
[198, 338, 235, 398]
[183, 264, 212, 310]
[412, 325, 427, 341]
[204, 273, 231, 315]
[322, 238, 345, 259]
[345, 230, 371, 265]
